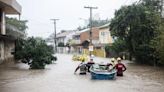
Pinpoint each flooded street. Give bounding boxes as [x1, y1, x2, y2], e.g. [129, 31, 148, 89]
[0, 54, 164, 92]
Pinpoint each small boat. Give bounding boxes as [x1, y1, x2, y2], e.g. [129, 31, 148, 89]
[90, 64, 117, 80]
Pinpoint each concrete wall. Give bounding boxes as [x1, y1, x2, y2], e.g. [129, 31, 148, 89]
[0, 9, 6, 35]
[0, 0, 22, 14]
[1, 11, 5, 35]
[0, 0, 21, 64]
[0, 39, 15, 64]
[4, 40, 15, 61]
[0, 40, 5, 64]
[83, 49, 106, 58]
[99, 28, 113, 44]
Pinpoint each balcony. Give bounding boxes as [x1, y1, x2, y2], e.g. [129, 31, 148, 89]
[0, 0, 21, 14]
[6, 23, 25, 39]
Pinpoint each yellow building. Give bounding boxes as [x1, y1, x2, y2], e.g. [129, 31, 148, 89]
[99, 23, 113, 45]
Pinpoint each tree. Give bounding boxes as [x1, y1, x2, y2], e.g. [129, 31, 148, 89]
[87, 19, 110, 28]
[156, 31, 164, 64]
[15, 37, 57, 69]
[6, 17, 28, 32]
[151, 21, 164, 65]
[105, 38, 127, 58]
[110, 0, 161, 64]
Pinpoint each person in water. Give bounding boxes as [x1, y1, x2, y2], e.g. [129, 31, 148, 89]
[86, 58, 95, 72]
[115, 57, 126, 76]
[74, 60, 87, 75]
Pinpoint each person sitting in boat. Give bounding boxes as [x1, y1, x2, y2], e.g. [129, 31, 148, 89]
[74, 59, 87, 75]
[111, 58, 117, 66]
[86, 58, 95, 72]
[106, 58, 115, 71]
[115, 57, 126, 76]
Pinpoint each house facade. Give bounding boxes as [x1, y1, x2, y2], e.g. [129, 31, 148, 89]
[78, 23, 113, 57]
[70, 29, 90, 54]
[55, 23, 113, 56]
[0, 0, 23, 64]
[56, 30, 75, 53]
[99, 23, 113, 45]
[56, 30, 75, 46]
[80, 27, 100, 45]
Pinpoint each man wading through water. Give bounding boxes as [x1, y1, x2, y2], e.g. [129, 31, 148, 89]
[74, 60, 87, 75]
[115, 57, 126, 76]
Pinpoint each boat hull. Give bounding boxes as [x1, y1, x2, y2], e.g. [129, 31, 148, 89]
[90, 70, 116, 80]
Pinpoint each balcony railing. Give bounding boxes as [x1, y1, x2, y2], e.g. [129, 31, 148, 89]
[6, 23, 25, 39]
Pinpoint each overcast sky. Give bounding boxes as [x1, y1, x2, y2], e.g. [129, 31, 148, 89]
[16, 0, 138, 38]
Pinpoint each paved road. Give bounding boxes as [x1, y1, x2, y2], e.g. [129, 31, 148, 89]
[0, 54, 164, 92]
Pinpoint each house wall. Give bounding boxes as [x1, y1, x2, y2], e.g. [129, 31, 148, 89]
[4, 40, 15, 61]
[0, 9, 1, 34]
[0, 40, 5, 64]
[0, 39, 15, 64]
[0, 9, 14, 64]
[99, 28, 113, 44]
[56, 37, 65, 46]
[80, 27, 100, 43]
[0, 0, 21, 64]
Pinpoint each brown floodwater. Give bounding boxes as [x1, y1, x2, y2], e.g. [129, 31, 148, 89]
[0, 54, 164, 92]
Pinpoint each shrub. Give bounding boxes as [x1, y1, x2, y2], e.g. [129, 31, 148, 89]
[15, 37, 57, 69]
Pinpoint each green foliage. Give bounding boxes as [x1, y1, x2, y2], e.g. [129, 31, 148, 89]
[88, 19, 110, 27]
[157, 32, 164, 64]
[15, 37, 56, 69]
[111, 39, 127, 54]
[110, 0, 162, 64]
[105, 39, 127, 58]
[6, 17, 28, 32]
[151, 21, 164, 65]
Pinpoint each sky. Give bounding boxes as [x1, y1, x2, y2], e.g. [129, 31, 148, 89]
[16, 0, 138, 38]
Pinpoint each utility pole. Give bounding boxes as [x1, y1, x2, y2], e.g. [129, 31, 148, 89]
[51, 19, 59, 53]
[84, 6, 98, 56]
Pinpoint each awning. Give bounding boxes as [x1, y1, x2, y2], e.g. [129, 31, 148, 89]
[0, 0, 21, 14]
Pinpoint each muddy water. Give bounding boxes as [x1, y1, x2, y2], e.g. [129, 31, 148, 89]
[0, 54, 164, 92]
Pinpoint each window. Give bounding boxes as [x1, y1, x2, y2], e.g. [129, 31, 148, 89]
[101, 32, 105, 36]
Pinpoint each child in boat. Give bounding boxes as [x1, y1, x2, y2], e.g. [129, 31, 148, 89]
[86, 58, 95, 72]
[115, 57, 126, 76]
[74, 59, 87, 75]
